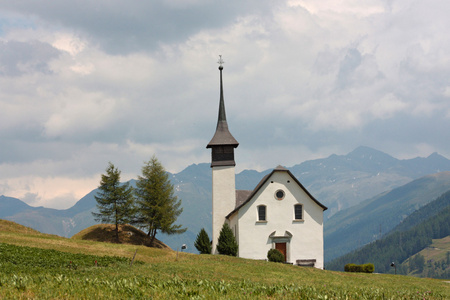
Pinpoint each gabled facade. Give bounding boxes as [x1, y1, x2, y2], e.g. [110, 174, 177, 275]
[207, 58, 327, 268]
[227, 166, 327, 268]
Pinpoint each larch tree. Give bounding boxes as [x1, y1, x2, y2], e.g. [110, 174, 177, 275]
[92, 162, 135, 242]
[134, 155, 186, 246]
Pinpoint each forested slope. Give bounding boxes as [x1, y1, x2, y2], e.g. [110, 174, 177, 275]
[326, 190, 450, 275]
[389, 190, 450, 233]
[324, 172, 450, 261]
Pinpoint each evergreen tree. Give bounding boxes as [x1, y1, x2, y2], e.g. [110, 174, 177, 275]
[194, 228, 212, 254]
[134, 155, 186, 245]
[217, 223, 238, 256]
[92, 162, 135, 242]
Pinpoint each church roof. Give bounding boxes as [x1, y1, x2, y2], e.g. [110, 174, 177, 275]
[236, 190, 252, 207]
[226, 166, 327, 219]
[206, 62, 239, 148]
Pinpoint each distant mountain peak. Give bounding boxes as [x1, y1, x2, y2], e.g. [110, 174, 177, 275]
[347, 146, 395, 160]
[427, 152, 446, 160]
[176, 163, 210, 174]
[0, 195, 32, 218]
[344, 146, 398, 169]
[351, 145, 379, 153]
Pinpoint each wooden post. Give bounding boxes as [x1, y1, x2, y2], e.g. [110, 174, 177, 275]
[130, 249, 138, 266]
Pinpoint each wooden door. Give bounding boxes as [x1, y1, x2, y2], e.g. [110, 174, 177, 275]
[275, 243, 287, 262]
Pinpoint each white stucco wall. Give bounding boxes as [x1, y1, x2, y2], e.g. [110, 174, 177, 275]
[212, 165, 236, 254]
[233, 171, 324, 268]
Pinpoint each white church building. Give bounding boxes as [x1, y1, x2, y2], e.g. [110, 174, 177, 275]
[207, 58, 327, 269]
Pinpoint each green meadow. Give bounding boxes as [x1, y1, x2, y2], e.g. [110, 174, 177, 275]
[0, 220, 448, 299]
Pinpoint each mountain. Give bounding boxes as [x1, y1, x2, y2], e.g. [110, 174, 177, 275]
[325, 190, 450, 277]
[0, 196, 34, 218]
[289, 146, 450, 218]
[0, 192, 98, 238]
[161, 163, 213, 250]
[2, 146, 450, 253]
[162, 147, 450, 251]
[389, 189, 450, 234]
[324, 172, 450, 262]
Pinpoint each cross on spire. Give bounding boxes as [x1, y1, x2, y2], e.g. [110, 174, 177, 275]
[217, 55, 224, 69]
[207, 55, 239, 159]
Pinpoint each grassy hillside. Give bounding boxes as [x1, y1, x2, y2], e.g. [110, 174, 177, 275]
[0, 220, 449, 299]
[402, 236, 450, 279]
[421, 237, 450, 267]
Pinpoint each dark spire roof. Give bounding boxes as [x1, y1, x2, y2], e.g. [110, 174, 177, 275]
[207, 59, 239, 148]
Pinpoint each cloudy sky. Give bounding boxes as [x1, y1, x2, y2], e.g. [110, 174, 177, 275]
[1, 0, 450, 209]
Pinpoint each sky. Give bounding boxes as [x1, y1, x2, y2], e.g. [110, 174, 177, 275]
[1, 0, 450, 209]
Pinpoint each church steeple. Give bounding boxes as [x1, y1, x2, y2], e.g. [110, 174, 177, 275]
[207, 56, 239, 167]
[208, 56, 239, 254]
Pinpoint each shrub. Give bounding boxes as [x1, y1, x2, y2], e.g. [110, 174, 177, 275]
[267, 249, 284, 263]
[345, 263, 374, 273]
[344, 263, 356, 272]
[194, 228, 211, 254]
[363, 263, 375, 273]
[216, 223, 238, 256]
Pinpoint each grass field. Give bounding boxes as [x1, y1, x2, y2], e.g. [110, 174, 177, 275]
[404, 236, 450, 278]
[0, 220, 449, 299]
[420, 236, 450, 263]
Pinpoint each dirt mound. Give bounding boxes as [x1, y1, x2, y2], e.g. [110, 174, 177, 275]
[72, 224, 171, 250]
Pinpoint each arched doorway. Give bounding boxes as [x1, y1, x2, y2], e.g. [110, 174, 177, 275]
[269, 231, 292, 263]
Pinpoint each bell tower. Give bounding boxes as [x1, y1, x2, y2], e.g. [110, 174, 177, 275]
[206, 56, 239, 254]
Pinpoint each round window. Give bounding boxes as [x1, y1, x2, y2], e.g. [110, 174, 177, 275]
[275, 189, 285, 200]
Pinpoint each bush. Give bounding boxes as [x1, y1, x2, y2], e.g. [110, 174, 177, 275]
[344, 263, 356, 272]
[363, 263, 375, 273]
[216, 223, 238, 256]
[267, 249, 285, 263]
[345, 263, 374, 273]
[194, 228, 211, 254]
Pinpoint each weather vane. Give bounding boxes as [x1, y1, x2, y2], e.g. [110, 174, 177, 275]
[217, 55, 224, 67]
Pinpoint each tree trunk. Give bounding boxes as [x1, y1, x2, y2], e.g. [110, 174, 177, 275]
[114, 200, 119, 243]
[150, 232, 156, 247]
[115, 223, 119, 243]
[147, 228, 157, 246]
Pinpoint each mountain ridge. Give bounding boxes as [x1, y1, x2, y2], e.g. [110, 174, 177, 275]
[326, 190, 450, 277]
[2, 146, 450, 254]
[324, 171, 450, 261]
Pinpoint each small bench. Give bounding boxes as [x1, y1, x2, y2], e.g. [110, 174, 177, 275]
[296, 259, 316, 267]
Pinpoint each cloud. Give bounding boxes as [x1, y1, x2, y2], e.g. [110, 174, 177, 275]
[0, 175, 99, 209]
[1, 1, 450, 208]
[370, 93, 408, 119]
[51, 34, 86, 56]
[43, 89, 125, 139]
[1, 0, 274, 55]
[0, 40, 60, 76]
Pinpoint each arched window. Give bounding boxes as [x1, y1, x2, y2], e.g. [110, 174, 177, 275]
[294, 204, 303, 220]
[257, 205, 267, 221]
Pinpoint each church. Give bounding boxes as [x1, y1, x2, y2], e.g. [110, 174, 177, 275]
[207, 57, 327, 269]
